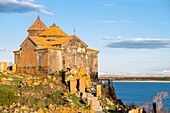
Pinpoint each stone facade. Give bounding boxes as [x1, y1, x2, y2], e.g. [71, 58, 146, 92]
[13, 16, 99, 78]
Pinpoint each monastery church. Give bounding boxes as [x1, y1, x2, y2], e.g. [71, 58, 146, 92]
[13, 16, 99, 78]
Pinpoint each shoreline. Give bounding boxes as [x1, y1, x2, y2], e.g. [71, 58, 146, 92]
[109, 80, 170, 83]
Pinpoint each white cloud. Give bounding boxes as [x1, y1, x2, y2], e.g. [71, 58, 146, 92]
[103, 35, 123, 40]
[0, 47, 11, 52]
[0, 0, 53, 15]
[162, 70, 170, 73]
[123, 70, 170, 76]
[40, 9, 53, 15]
[106, 38, 170, 49]
[103, 37, 113, 40]
[116, 36, 122, 39]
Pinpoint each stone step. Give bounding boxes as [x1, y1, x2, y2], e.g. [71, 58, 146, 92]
[87, 97, 98, 101]
[92, 105, 102, 111]
[92, 100, 100, 106]
[87, 96, 94, 101]
[87, 93, 93, 97]
[91, 97, 98, 100]
[87, 97, 99, 105]
[87, 93, 104, 112]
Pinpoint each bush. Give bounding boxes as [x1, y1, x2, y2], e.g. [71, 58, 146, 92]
[0, 89, 18, 106]
[45, 91, 68, 105]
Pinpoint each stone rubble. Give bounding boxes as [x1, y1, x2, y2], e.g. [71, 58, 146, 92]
[0, 66, 134, 113]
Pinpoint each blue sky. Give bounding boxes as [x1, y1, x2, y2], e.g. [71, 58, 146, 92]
[0, 0, 170, 75]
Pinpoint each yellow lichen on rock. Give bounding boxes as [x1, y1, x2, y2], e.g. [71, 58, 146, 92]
[48, 104, 55, 110]
[0, 77, 5, 82]
[20, 105, 29, 110]
[0, 77, 11, 85]
[37, 108, 45, 113]
[25, 79, 33, 85]
[42, 79, 48, 85]
[65, 66, 92, 91]
[49, 83, 54, 88]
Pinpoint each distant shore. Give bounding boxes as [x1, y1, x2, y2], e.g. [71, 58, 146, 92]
[110, 80, 170, 83]
[98, 76, 170, 82]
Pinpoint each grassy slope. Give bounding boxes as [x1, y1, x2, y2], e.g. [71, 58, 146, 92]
[0, 72, 87, 112]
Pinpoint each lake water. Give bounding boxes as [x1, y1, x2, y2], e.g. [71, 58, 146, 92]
[112, 82, 170, 110]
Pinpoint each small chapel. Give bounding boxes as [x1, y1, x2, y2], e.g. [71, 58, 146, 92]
[13, 16, 99, 78]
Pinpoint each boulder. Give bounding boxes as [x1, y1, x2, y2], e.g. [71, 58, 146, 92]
[20, 105, 29, 110]
[37, 108, 44, 113]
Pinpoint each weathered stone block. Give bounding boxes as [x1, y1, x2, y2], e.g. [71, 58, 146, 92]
[0, 62, 7, 72]
[79, 78, 85, 92]
[96, 84, 102, 97]
[70, 79, 77, 94]
[12, 64, 17, 73]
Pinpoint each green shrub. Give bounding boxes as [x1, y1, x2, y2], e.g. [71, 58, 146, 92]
[46, 91, 68, 105]
[0, 89, 18, 106]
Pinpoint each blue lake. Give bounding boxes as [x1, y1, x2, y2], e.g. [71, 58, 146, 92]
[112, 82, 170, 110]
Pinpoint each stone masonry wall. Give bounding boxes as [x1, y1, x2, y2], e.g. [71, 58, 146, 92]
[36, 49, 48, 74]
[14, 52, 21, 68]
[86, 53, 98, 80]
[14, 36, 99, 77]
[48, 49, 62, 74]
[61, 38, 98, 79]
[19, 38, 37, 74]
[61, 38, 87, 70]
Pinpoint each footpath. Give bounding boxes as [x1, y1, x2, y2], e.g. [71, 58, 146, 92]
[87, 93, 104, 113]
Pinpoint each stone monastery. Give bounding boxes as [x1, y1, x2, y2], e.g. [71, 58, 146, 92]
[13, 16, 99, 78]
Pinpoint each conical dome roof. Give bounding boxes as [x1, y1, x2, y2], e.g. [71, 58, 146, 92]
[28, 16, 47, 31]
[40, 23, 67, 37]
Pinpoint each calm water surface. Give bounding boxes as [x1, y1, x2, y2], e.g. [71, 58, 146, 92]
[112, 82, 170, 110]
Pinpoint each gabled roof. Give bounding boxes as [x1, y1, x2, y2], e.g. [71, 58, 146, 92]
[28, 16, 47, 31]
[40, 24, 68, 37]
[71, 35, 88, 47]
[28, 35, 88, 47]
[48, 36, 73, 45]
[28, 36, 72, 46]
[20, 37, 30, 47]
[86, 48, 100, 53]
[35, 46, 62, 51]
[28, 36, 50, 46]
